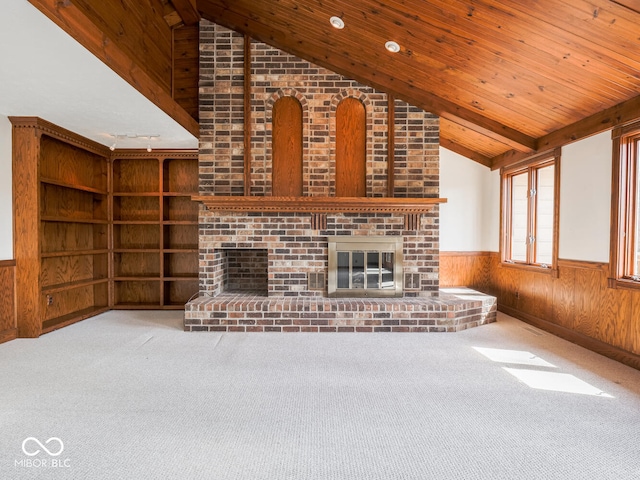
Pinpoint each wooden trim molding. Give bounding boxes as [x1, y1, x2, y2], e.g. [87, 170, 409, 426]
[499, 148, 561, 277]
[0, 260, 17, 344]
[492, 94, 640, 171]
[109, 149, 198, 159]
[9, 116, 111, 157]
[194, 195, 446, 214]
[608, 121, 640, 292]
[440, 251, 493, 257]
[244, 34, 252, 196]
[557, 259, 608, 271]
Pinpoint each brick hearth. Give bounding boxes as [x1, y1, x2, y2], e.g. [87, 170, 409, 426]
[185, 288, 496, 333]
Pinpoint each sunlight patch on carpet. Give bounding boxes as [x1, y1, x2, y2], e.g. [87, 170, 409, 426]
[473, 347, 557, 368]
[503, 368, 614, 397]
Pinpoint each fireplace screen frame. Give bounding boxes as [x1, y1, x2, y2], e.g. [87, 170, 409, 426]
[327, 236, 403, 298]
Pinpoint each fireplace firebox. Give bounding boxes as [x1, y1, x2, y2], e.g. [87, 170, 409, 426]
[328, 236, 403, 298]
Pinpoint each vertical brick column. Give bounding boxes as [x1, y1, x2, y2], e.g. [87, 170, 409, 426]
[199, 22, 245, 196]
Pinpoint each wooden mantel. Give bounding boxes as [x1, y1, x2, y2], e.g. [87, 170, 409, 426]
[194, 196, 447, 214]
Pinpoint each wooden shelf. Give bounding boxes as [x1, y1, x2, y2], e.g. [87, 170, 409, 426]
[41, 306, 110, 334]
[112, 304, 170, 310]
[162, 220, 198, 225]
[42, 277, 109, 294]
[195, 195, 447, 213]
[113, 192, 161, 197]
[41, 216, 109, 224]
[41, 249, 109, 258]
[113, 220, 159, 225]
[113, 248, 161, 253]
[41, 177, 107, 195]
[163, 192, 198, 197]
[113, 277, 161, 283]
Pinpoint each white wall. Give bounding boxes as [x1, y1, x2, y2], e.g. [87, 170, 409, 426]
[441, 130, 613, 261]
[0, 115, 12, 260]
[482, 169, 500, 252]
[440, 147, 495, 251]
[559, 131, 612, 262]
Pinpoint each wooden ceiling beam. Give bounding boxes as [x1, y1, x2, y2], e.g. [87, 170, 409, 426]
[491, 93, 640, 170]
[28, 0, 199, 139]
[197, 1, 536, 153]
[171, 0, 201, 26]
[439, 112, 536, 152]
[440, 138, 493, 168]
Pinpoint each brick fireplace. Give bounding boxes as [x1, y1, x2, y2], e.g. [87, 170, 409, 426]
[184, 22, 496, 332]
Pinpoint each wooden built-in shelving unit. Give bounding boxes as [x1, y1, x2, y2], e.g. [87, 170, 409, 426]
[11, 117, 199, 337]
[111, 152, 199, 310]
[12, 117, 111, 337]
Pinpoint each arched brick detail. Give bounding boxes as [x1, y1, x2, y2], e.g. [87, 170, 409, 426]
[260, 89, 309, 195]
[329, 90, 378, 197]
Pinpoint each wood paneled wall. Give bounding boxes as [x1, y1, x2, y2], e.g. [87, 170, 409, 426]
[440, 251, 640, 369]
[0, 260, 17, 344]
[67, 0, 173, 92]
[439, 251, 492, 289]
[272, 97, 303, 196]
[172, 24, 200, 120]
[335, 98, 367, 197]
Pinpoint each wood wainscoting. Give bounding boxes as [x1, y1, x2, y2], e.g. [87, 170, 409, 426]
[491, 255, 640, 369]
[0, 260, 17, 344]
[439, 251, 492, 290]
[441, 251, 640, 370]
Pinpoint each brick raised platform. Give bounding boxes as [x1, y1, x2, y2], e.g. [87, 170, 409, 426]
[184, 287, 496, 333]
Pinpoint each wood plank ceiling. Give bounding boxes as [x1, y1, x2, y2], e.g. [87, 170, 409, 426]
[194, 0, 640, 168]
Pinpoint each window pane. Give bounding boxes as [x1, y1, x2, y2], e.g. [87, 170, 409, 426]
[381, 252, 394, 288]
[352, 252, 365, 289]
[337, 252, 350, 288]
[510, 173, 528, 262]
[535, 165, 555, 265]
[366, 252, 380, 289]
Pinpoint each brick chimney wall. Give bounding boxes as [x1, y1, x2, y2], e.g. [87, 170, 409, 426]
[198, 21, 441, 298]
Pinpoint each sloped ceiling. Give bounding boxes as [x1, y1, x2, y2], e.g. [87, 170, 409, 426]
[14, 0, 640, 167]
[0, 0, 197, 150]
[198, 0, 640, 167]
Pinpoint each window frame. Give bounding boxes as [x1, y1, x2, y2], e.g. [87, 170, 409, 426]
[609, 121, 640, 291]
[500, 148, 561, 276]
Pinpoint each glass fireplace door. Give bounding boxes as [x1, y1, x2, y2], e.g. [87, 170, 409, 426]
[329, 237, 403, 297]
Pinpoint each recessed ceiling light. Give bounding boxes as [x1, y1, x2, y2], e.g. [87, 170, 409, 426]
[330, 16, 345, 29]
[385, 41, 400, 53]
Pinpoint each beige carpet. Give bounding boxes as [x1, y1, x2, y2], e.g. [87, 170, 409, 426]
[1, 310, 639, 479]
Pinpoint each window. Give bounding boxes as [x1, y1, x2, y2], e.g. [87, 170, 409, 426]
[610, 122, 640, 289]
[501, 149, 560, 272]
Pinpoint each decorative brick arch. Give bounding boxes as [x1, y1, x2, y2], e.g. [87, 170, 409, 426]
[263, 89, 310, 196]
[329, 90, 376, 197]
